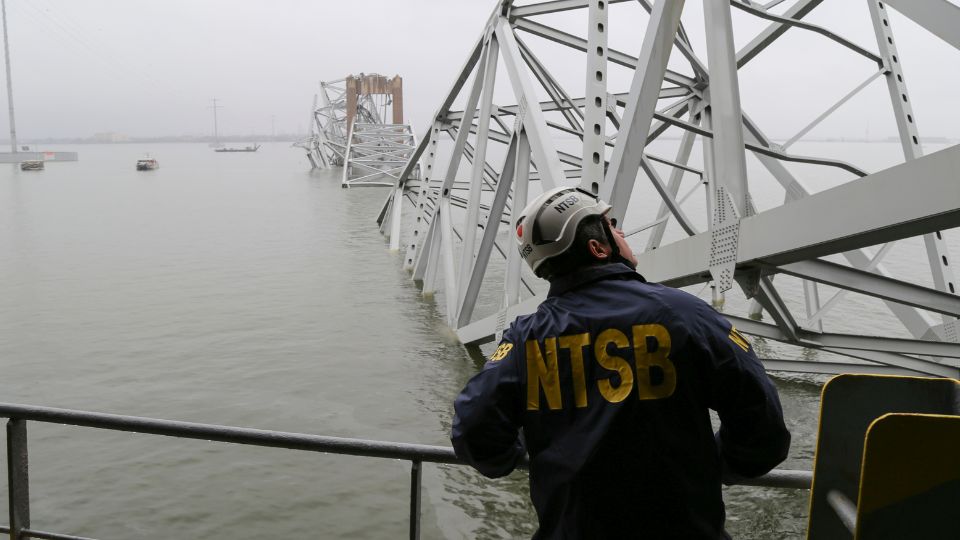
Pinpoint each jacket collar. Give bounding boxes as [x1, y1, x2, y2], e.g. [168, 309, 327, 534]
[547, 263, 645, 298]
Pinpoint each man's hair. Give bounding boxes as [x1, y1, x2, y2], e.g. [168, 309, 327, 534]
[535, 214, 610, 281]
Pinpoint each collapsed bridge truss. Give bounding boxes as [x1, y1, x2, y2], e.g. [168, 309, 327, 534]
[298, 74, 415, 186]
[377, 0, 960, 378]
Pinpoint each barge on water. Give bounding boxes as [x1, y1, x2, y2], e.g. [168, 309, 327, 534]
[215, 144, 260, 153]
[19, 160, 43, 171]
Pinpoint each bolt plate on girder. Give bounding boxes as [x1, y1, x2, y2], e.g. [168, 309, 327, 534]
[514, 96, 527, 135]
[709, 186, 741, 292]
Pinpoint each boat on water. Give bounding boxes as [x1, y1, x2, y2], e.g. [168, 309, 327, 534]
[214, 144, 260, 153]
[20, 160, 44, 171]
[136, 158, 159, 171]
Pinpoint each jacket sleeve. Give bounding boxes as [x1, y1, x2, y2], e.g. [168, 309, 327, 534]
[451, 329, 525, 478]
[693, 301, 791, 479]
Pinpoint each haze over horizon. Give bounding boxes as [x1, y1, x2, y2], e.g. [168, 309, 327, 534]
[1, 0, 958, 141]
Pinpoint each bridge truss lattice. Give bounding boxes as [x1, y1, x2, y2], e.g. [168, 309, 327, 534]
[377, 0, 960, 378]
[298, 77, 390, 169]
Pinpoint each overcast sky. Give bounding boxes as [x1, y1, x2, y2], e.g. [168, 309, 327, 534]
[1, 0, 958, 140]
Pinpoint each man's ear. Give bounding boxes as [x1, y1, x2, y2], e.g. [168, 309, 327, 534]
[587, 238, 612, 261]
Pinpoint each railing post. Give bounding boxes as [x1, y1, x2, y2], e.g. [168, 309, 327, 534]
[6, 419, 29, 540]
[408, 459, 421, 540]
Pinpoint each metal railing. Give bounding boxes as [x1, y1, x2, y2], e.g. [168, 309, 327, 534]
[0, 403, 812, 540]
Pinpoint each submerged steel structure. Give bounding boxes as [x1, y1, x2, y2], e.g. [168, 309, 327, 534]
[377, 0, 960, 378]
[297, 74, 417, 187]
[342, 122, 419, 187]
[297, 77, 371, 169]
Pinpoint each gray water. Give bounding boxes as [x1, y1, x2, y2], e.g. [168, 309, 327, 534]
[0, 142, 950, 538]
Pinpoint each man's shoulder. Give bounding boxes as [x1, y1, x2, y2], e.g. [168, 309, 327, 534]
[507, 281, 716, 339]
[508, 303, 556, 335]
[593, 279, 721, 336]
[500, 296, 571, 344]
[598, 277, 710, 312]
[646, 282, 708, 308]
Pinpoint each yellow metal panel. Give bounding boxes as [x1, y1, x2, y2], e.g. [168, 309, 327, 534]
[854, 413, 960, 539]
[806, 374, 960, 539]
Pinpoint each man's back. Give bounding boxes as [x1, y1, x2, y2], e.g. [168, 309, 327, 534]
[452, 264, 790, 539]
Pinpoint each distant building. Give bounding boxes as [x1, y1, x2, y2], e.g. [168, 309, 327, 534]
[92, 132, 130, 143]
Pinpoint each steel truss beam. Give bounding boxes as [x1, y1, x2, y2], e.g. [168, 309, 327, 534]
[342, 123, 418, 188]
[372, 0, 960, 377]
[882, 0, 960, 51]
[510, 0, 632, 18]
[299, 75, 405, 170]
[770, 259, 960, 319]
[634, 146, 960, 286]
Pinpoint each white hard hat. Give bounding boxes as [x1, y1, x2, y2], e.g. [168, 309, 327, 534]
[514, 186, 611, 276]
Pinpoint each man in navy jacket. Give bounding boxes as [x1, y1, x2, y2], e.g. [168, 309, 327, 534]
[452, 187, 790, 539]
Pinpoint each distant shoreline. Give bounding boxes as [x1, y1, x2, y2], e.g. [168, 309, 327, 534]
[1, 135, 301, 145]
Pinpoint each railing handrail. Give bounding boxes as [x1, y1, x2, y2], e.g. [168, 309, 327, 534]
[0, 402, 813, 540]
[0, 402, 460, 464]
[0, 402, 813, 486]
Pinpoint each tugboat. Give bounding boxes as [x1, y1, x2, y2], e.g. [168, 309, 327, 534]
[20, 160, 44, 171]
[136, 158, 159, 171]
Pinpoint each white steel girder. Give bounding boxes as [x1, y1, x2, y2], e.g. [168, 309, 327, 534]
[299, 76, 398, 170]
[374, 0, 960, 377]
[342, 123, 419, 188]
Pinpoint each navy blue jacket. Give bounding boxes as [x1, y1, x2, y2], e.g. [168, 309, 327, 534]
[452, 263, 790, 539]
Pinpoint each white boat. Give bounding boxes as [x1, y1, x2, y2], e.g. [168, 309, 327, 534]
[136, 158, 159, 171]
